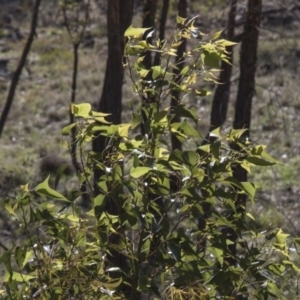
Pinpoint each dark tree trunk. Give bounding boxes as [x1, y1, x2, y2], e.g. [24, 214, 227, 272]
[158, 0, 169, 41]
[140, 0, 159, 136]
[225, 0, 262, 266]
[92, 0, 134, 296]
[142, 0, 159, 69]
[170, 0, 187, 151]
[93, 0, 133, 169]
[153, 0, 169, 66]
[234, 0, 261, 133]
[197, 0, 237, 254]
[233, 0, 262, 204]
[205, 0, 237, 144]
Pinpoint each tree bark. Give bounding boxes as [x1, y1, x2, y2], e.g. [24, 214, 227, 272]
[92, 0, 134, 296]
[142, 0, 159, 69]
[93, 0, 133, 164]
[153, 0, 169, 67]
[205, 0, 237, 144]
[226, 0, 262, 266]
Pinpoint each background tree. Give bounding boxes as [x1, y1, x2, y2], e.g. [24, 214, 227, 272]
[0, 0, 41, 139]
[142, 0, 159, 69]
[92, 0, 133, 181]
[204, 0, 237, 144]
[225, 0, 262, 265]
[233, 0, 262, 209]
[91, 1, 134, 295]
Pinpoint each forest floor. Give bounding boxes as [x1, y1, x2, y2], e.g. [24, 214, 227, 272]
[0, 0, 300, 268]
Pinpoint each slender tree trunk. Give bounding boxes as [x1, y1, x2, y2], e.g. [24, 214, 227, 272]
[225, 0, 262, 266]
[140, 0, 159, 136]
[170, 0, 187, 151]
[153, 0, 169, 66]
[142, 0, 159, 69]
[197, 1, 237, 254]
[0, 0, 42, 139]
[204, 0, 237, 144]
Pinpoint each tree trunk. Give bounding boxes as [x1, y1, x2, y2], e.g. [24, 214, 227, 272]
[170, 0, 187, 151]
[142, 0, 159, 69]
[225, 0, 262, 266]
[197, 0, 237, 254]
[153, 0, 169, 66]
[92, 0, 134, 296]
[93, 0, 133, 170]
[204, 0, 237, 144]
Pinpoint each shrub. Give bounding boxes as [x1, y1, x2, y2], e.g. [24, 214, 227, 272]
[1, 16, 300, 299]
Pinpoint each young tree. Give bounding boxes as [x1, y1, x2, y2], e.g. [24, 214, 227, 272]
[0, 0, 42, 139]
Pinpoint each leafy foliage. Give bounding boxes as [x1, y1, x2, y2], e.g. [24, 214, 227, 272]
[1, 16, 300, 299]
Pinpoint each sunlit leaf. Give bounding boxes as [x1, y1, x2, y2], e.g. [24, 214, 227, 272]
[35, 176, 70, 202]
[71, 103, 91, 118]
[130, 167, 152, 178]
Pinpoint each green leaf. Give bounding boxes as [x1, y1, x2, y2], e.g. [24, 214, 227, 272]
[212, 30, 223, 40]
[275, 229, 289, 244]
[130, 167, 152, 178]
[209, 127, 221, 139]
[195, 89, 212, 96]
[240, 182, 257, 200]
[61, 123, 76, 135]
[35, 176, 70, 202]
[207, 246, 223, 265]
[180, 65, 190, 76]
[267, 282, 282, 299]
[176, 15, 187, 25]
[118, 123, 131, 138]
[71, 103, 91, 118]
[54, 164, 69, 190]
[179, 120, 201, 138]
[152, 65, 163, 79]
[267, 263, 285, 276]
[1, 250, 12, 276]
[283, 260, 300, 273]
[125, 25, 152, 39]
[202, 50, 220, 68]
[4, 199, 16, 217]
[103, 277, 123, 289]
[173, 105, 198, 123]
[4, 271, 35, 282]
[228, 128, 247, 139]
[246, 156, 276, 166]
[217, 39, 237, 47]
